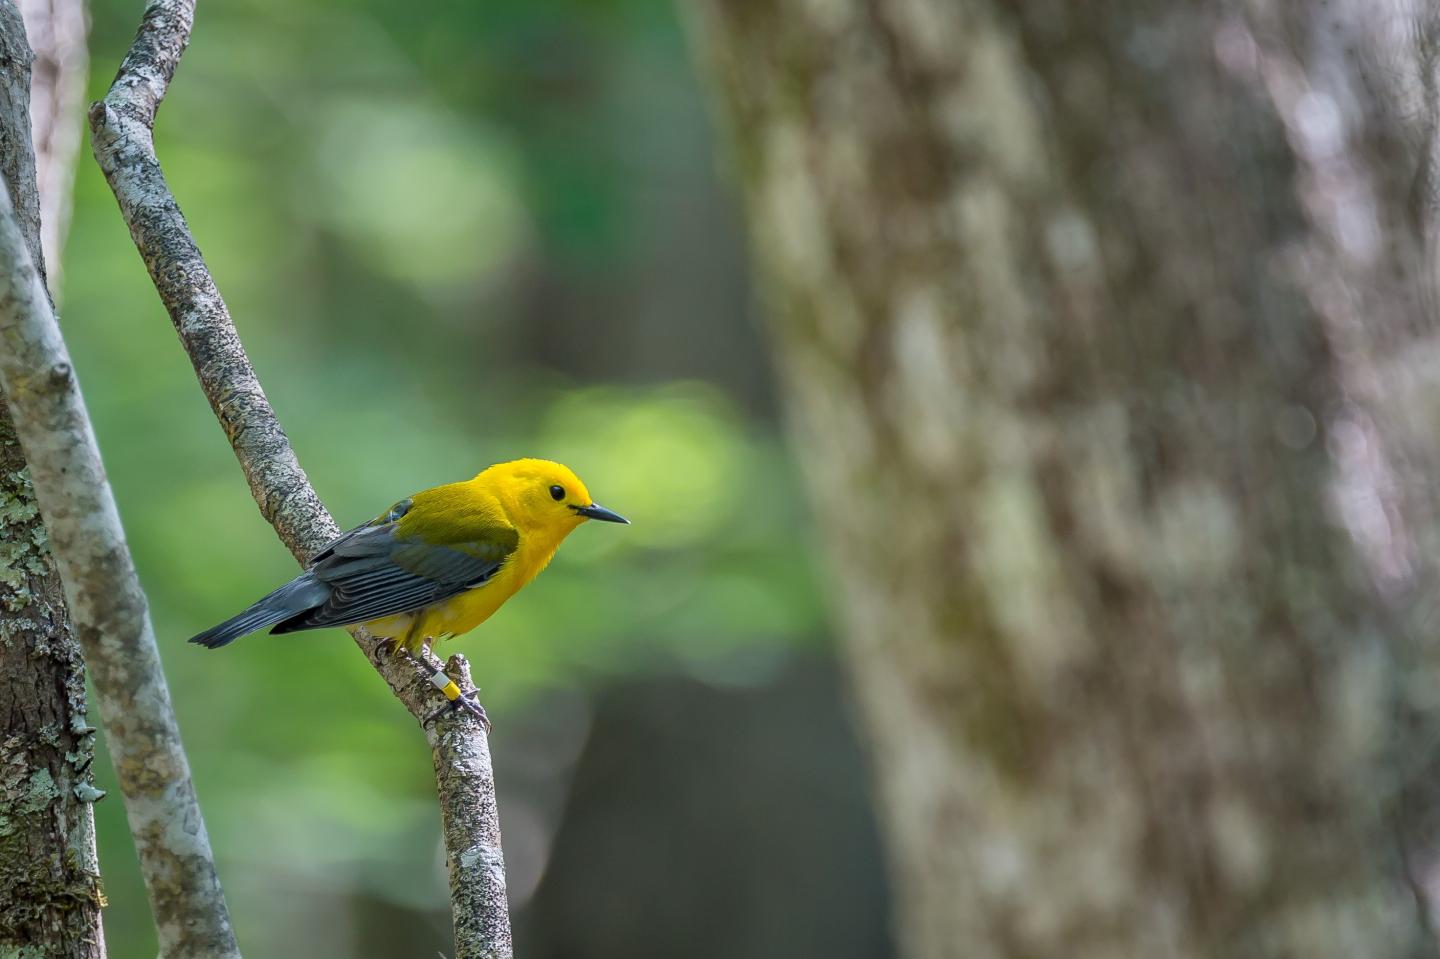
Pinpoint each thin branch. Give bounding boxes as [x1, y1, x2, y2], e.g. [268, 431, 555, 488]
[88, 2, 512, 956]
[0, 166, 237, 956]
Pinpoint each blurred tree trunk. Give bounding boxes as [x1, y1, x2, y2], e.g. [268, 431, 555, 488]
[17, 0, 86, 292]
[690, 1, 1440, 956]
[0, 0, 101, 955]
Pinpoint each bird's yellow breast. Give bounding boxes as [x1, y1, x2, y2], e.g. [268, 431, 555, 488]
[364, 521, 566, 651]
[425, 556, 535, 636]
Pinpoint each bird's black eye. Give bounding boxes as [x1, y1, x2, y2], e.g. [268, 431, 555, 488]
[549, 485, 566, 501]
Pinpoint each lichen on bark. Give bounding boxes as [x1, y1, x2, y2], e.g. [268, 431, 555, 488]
[0, 402, 104, 955]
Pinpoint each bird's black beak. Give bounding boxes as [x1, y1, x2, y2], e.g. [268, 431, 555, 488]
[573, 503, 629, 524]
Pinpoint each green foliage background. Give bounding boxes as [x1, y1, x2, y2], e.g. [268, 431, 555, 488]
[57, 1, 887, 955]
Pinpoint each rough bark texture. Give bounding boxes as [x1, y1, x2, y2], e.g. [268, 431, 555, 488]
[90, 3, 512, 956]
[435, 656, 510, 959]
[17, 0, 87, 293]
[689, 0, 1440, 956]
[0, 0, 103, 954]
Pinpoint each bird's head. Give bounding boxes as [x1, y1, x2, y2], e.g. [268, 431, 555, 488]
[479, 458, 629, 536]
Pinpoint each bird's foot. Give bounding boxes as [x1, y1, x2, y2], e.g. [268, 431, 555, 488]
[422, 666, 492, 733]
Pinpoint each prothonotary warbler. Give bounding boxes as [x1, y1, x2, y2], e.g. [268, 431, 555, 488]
[188, 458, 627, 724]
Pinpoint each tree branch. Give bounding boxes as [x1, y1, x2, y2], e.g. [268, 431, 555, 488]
[88, 3, 512, 956]
[0, 167, 238, 955]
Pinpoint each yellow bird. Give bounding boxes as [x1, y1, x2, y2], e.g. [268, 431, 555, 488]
[189, 458, 627, 721]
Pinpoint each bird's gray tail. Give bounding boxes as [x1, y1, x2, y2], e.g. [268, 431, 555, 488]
[188, 574, 331, 649]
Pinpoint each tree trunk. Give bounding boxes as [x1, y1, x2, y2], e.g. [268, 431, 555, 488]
[0, 0, 102, 955]
[688, 1, 1440, 956]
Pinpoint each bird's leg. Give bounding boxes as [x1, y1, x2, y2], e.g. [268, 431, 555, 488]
[386, 619, 492, 731]
[393, 635, 490, 732]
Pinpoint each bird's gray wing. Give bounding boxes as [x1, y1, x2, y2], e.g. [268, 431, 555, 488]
[272, 502, 519, 632]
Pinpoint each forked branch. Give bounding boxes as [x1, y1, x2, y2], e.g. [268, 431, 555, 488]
[88, 1, 511, 955]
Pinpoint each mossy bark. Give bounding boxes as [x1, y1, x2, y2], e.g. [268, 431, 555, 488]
[690, 1, 1440, 956]
[0, 410, 103, 957]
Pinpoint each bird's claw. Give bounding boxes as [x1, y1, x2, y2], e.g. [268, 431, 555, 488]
[424, 687, 492, 733]
[416, 656, 492, 733]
